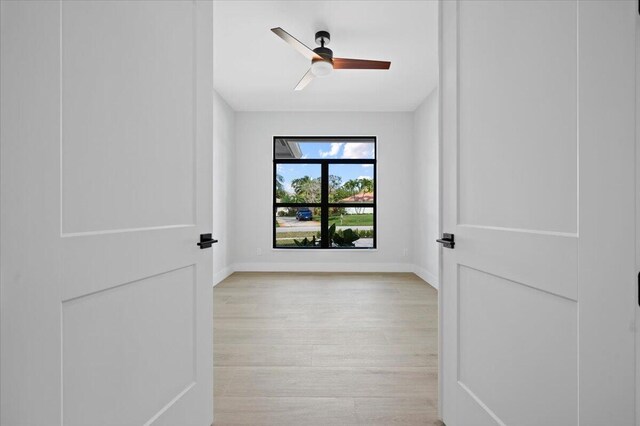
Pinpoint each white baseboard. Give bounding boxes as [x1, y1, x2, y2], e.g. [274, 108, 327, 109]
[232, 262, 414, 273]
[413, 265, 439, 290]
[212, 265, 234, 287]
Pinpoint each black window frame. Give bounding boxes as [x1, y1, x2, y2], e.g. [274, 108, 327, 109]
[273, 136, 377, 249]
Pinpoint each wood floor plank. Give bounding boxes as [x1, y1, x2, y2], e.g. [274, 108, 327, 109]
[223, 367, 437, 398]
[214, 367, 236, 396]
[312, 344, 436, 367]
[213, 317, 434, 330]
[354, 397, 442, 425]
[222, 291, 433, 306]
[288, 306, 437, 322]
[214, 295, 231, 306]
[214, 303, 288, 319]
[217, 302, 437, 317]
[214, 344, 313, 367]
[214, 288, 401, 301]
[394, 286, 436, 295]
[383, 328, 439, 345]
[216, 303, 339, 316]
[217, 280, 417, 291]
[214, 328, 389, 345]
[213, 397, 359, 426]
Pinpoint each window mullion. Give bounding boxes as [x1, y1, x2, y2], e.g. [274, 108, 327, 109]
[320, 162, 329, 248]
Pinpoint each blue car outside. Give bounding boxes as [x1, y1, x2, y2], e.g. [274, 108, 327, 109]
[296, 208, 313, 221]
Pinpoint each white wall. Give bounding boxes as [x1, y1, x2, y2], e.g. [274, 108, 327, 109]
[212, 91, 235, 284]
[412, 88, 440, 288]
[232, 111, 414, 272]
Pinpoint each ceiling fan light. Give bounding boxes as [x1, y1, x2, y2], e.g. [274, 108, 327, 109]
[310, 60, 333, 77]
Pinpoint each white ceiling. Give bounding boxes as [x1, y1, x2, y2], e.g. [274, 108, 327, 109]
[213, 1, 438, 112]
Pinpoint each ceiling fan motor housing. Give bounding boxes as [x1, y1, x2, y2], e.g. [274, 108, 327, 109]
[312, 31, 333, 77]
[315, 30, 330, 46]
[313, 46, 333, 62]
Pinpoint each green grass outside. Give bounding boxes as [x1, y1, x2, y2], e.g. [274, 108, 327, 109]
[276, 234, 374, 248]
[275, 231, 319, 239]
[275, 241, 316, 247]
[328, 214, 373, 226]
[275, 216, 374, 247]
[275, 233, 318, 248]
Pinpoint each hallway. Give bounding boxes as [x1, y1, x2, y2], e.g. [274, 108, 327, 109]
[213, 272, 440, 425]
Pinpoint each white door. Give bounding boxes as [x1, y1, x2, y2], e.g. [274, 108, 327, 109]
[0, 1, 214, 425]
[441, 1, 636, 425]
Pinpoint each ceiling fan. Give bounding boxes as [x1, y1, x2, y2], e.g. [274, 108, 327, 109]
[271, 27, 391, 91]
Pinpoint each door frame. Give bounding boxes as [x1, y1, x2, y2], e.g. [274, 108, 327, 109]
[437, 0, 444, 418]
[635, 3, 640, 426]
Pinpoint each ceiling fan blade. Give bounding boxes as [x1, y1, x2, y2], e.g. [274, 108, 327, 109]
[271, 27, 321, 60]
[294, 69, 315, 91]
[333, 58, 391, 70]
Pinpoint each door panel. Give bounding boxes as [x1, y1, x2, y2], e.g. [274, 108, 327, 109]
[458, 266, 577, 426]
[61, 1, 196, 234]
[456, 387, 500, 426]
[62, 266, 196, 426]
[441, 1, 636, 425]
[0, 1, 213, 425]
[457, 1, 577, 234]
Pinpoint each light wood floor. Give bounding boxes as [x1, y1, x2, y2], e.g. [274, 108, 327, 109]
[213, 272, 441, 426]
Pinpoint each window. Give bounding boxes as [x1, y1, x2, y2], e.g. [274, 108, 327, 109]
[273, 137, 376, 249]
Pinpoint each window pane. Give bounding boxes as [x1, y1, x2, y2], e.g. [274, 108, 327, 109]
[276, 164, 321, 203]
[275, 206, 322, 248]
[326, 208, 374, 248]
[329, 164, 374, 203]
[274, 138, 375, 160]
